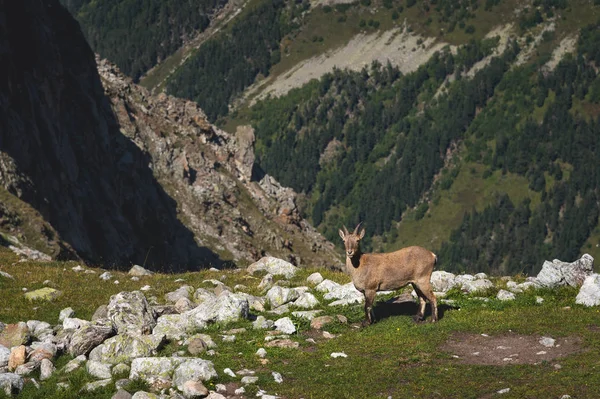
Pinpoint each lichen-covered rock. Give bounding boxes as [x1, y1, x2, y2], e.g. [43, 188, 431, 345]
[24, 287, 62, 301]
[165, 286, 194, 304]
[153, 314, 196, 341]
[0, 345, 10, 368]
[323, 283, 363, 302]
[83, 378, 112, 392]
[265, 286, 300, 308]
[257, 274, 274, 292]
[107, 291, 156, 335]
[172, 359, 218, 390]
[40, 358, 55, 381]
[129, 265, 154, 277]
[293, 292, 320, 309]
[247, 257, 298, 279]
[87, 360, 113, 379]
[0, 322, 30, 348]
[129, 357, 184, 383]
[575, 273, 600, 307]
[89, 333, 164, 364]
[185, 291, 248, 327]
[536, 254, 594, 288]
[27, 320, 54, 342]
[0, 373, 24, 396]
[315, 279, 341, 293]
[430, 271, 457, 293]
[460, 278, 493, 294]
[63, 355, 86, 373]
[69, 323, 115, 357]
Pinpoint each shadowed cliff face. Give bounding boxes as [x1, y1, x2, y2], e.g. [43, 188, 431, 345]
[0, 0, 221, 270]
[0, 0, 342, 270]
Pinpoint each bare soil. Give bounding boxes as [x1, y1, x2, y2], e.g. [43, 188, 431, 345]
[442, 332, 582, 366]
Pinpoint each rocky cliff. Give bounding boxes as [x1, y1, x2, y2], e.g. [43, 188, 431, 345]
[0, 0, 340, 270]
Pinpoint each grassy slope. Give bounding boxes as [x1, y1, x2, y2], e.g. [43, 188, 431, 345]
[2, 246, 600, 398]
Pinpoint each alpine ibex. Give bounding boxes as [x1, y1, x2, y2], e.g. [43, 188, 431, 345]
[339, 224, 438, 325]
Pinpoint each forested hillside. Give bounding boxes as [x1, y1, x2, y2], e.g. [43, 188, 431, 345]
[60, 0, 227, 81]
[235, 3, 600, 276]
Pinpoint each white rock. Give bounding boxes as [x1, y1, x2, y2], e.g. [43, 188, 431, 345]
[265, 286, 300, 308]
[496, 289, 516, 301]
[258, 274, 274, 291]
[539, 337, 555, 348]
[252, 316, 274, 330]
[129, 265, 154, 276]
[172, 359, 218, 390]
[315, 279, 340, 293]
[63, 317, 90, 330]
[323, 283, 363, 302]
[39, 358, 55, 381]
[165, 286, 193, 303]
[497, 388, 510, 394]
[99, 272, 113, 281]
[185, 291, 249, 327]
[330, 352, 348, 358]
[575, 273, 600, 307]
[224, 368, 236, 377]
[72, 265, 85, 272]
[293, 292, 320, 309]
[256, 348, 267, 358]
[241, 376, 258, 385]
[63, 355, 87, 373]
[86, 360, 112, 380]
[140, 285, 151, 291]
[83, 378, 112, 392]
[306, 272, 324, 285]
[274, 317, 296, 334]
[536, 296, 544, 304]
[59, 307, 75, 322]
[234, 387, 245, 395]
[536, 254, 594, 288]
[430, 271, 457, 292]
[272, 371, 283, 383]
[247, 257, 298, 278]
[107, 291, 156, 335]
[0, 345, 10, 368]
[291, 310, 322, 321]
[461, 278, 493, 294]
[474, 272, 488, 279]
[129, 357, 183, 383]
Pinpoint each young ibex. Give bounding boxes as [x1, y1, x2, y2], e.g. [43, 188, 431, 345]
[339, 223, 438, 325]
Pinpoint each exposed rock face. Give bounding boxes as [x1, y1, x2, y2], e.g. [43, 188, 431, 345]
[0, 0, 340, 270]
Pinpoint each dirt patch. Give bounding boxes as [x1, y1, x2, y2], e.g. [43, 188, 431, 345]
[442, 332, 582, 366]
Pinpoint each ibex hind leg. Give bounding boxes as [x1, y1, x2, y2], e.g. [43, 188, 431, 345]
[411, 283, 426, 322]
[416, 281, 438, 322]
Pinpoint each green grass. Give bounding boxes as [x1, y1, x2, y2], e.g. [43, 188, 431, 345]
[2, 247, 600, 398]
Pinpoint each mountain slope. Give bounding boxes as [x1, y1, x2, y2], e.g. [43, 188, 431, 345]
[0, 0, 340, 270]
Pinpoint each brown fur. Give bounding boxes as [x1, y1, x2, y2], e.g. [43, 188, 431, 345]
[339, 224, 438, 325]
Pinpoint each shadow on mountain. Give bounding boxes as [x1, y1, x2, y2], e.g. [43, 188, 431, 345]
[0, 1, 222, 271]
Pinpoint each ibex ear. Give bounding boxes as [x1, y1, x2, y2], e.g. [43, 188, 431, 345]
[358, 228, 365, 240]
[338, 229, 346, 241]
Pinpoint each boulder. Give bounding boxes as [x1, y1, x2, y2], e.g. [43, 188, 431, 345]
[129, 357, 184, 384]
[89, 333, 164, 364]
[536, 254, 594, 288]
[0, 373, 24, 396]
[575, 273, 600, 307]
[69, 323, 115, 357]
[172, 359, 218, 390]
[257, 274, 274, 292]
[460, 278, 493, 294]
[8, 346, 26, 371]
[323, 283, 363, 302]
[291, 310, 322, 321]
[182, 380, 209, 398]
[293, 292, 320, 309]
[39, 358, 55, 381]
[129, 265, 154, 277]
[265, 286, 300, 308]
[185, 291, 249, 327]
[87, 360, 113, 379]
[247, 257, 298, 279]
[274, 317, 296, 334]
[315, 279, 341, 293]
[107, 291, 156, 335]
[497, 289, 516, 301]
[0, 345, 9, 368]
[24, 287, 62, 301]
[0, 322, 30, 348]
[306, 272, 324, 286]
[165, 286, 194, 304]
[430, 271, 457, 293]
[27, 320, 53, 342]
[252, 315, 274, 330]
[153, 314, 196, 341]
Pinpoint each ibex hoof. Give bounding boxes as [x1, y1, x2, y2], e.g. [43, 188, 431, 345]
[412, 315, 424, 323]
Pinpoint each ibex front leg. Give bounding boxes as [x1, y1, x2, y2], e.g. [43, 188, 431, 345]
[363, 289, 376, 326]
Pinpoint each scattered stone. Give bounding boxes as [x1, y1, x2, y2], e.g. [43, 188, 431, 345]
[224, 368, 236, 377]
[536, 296, 544, 304]
[310, 316, 334, 330]
[187, 338, 208, 356]
[182, 380, 209, 398]
[322, 331, 337, 339]
[24, 287, 62, 301]
[241, 376, 259, 385]
[165, 286, 193, 303]
[112, 363, 131, 376]
[575, 273, 600, 307]
[264, 339, 299, 349]
[253, 315, 274, 330]
[293, 292, 320, 309]
[112, 388, 133, 399]
[100, 272, 113, 281]
[330, 352, 348, 358]
[247, 257, 298, 278]
[314, 279, 340, 293]
[291, 310, 322, 321]
[0, 373, 24, 396]
[0, 271, 14, 279]
[497, 290, 516, 301]
[274, 317, 296, 334]
[129, 265, 154, 277]
[107, 291, 156, 335]
[460, 278, 494, 294]
[59, 307, 75, 322]
[497, 388, 510, 394]
[72, 265, 85, 272]
[266, 286, 300, 308]
[258, 274, 274, 292]
[8, 346, 26, 371]
[306, 272, 324, 285]
[539, 337, 556, 348]
[221, 335, 236, 343]
[206, 392, 226, 399]
[0, 321, 31, 348]
[84, 378, 113, 392]
[174, 297, 195, 313]
[272, 371, 283, 383]
[0, 345, 9, 368]
[234, 386, 245, 395]
[256, 348, 267, 358]
[172, 359, 218, 390]
[87, 360, 113, 379]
